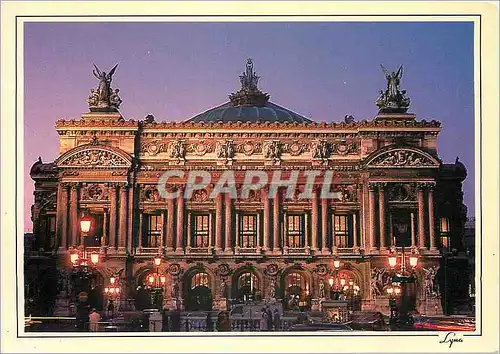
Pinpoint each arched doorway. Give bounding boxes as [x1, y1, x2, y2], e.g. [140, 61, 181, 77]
[282, 270, 310, 311]
[185, 272, 213, 311]
[135, 269, 167, 310]
[233, 271, 260, 303]
[332, 271, 362, 311]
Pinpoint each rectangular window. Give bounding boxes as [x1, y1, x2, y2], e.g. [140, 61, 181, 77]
[193, 214, 210, 248]
[286, 214, 305, 248]
[146, 214, 162, 247]
[239, 214, 257, 248]
[334, 215, 350, 248]
[46, 215, 57, 251]
[87, 213, 104, 247]
[392, 211, 411, 247]
[440, 217, 450, 250]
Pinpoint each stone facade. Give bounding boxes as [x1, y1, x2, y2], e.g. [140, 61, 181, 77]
[28, 61, 470, 316]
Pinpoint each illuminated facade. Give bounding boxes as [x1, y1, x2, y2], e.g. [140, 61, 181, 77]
[29, 60, 471, 315]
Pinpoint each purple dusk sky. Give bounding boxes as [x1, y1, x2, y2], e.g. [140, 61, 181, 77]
[24, 21, 474, 232]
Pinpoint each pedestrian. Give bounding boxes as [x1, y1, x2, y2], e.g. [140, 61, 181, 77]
[89, 309, 101, 332]
[273, 308, 281, 331]
[266, 306, 273, 330]
[260, 308, 268, 331]
[216, 311, 231, 332]
[206, 311, 214, 332]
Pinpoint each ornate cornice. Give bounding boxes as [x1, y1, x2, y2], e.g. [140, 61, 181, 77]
[140, 119, 441, 130]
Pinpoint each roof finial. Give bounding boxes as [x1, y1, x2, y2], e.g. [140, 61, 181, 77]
[240, 58, 260, 91]
[229, 58, 270, 107]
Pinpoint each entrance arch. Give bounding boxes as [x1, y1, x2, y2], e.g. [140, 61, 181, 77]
[281, 268, 311, 311]
[185, 271, 213, 311]
[231, 268, 261, 303]
[135, 268, 167, 310]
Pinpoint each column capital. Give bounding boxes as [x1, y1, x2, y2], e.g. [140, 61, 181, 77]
[416, 181, 435, 190]
[60, 182, 72, 189]
[68, 182, 80, 190]
[369, 182, 387, 190]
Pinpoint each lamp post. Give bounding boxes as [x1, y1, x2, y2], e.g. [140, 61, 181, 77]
[104, 275, 121, 320]
[70, 213, 100, 272]
[328, 259, 341, 300]
[145, 255, 166, 310]
[386, 283, 402, 329]
[387, 218, 419, 330]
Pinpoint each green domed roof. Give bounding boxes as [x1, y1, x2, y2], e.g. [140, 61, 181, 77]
[184, 58, 313, 124]
[186, 101, 313, 124]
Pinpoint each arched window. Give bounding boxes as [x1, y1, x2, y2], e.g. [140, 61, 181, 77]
[191, 272, 209, 289]
[237, 272, 259, 291]
[287, 272, 304, 288]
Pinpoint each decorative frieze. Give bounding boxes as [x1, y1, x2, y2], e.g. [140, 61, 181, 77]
[367, 148, 438, 168]
[263, 140, 282, 165]
[81, 183, 109, 201]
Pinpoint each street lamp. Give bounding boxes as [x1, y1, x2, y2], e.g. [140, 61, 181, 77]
[145, 255, 166, 309]
[387, 217, 419, 330]
[70, 213, 99, 272]
[386, 283, 401, 329]
[104, 275, 121, 320]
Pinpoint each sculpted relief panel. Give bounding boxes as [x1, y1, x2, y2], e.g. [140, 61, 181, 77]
[367, 148, 438, 168]
[58, 147, 131, 168]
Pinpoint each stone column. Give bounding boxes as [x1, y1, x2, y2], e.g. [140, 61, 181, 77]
[127, 184, 134, 251]
[59, 184, 69, 250]
[428, 184, 436, 250]
[69, 184, 79, 247]
[108, 184, 118, 249]
[311, 187, 319, 252]
[417, 184, 426, 249]
[378, 184, 386, 250]
[353, 212, 358, 248]
[56, 183, 64, 249]
[273, 188, 281, 252]
[166, 197, 175, 251]
[368, 184, 377, 250]
[187, 213, 192, 248]
[224, 193, 232, 253]
[410, 212, 416, 247]
[176, 188, 184, 252]
[235, 212, 240, 250]
[215, 193, 223, 252]
[102, 211, 108, 246]
[262, 187, 270, 251]
[321, 198, 329, 253]
[118, 184, 128, 250]
[304, 213, 309, 248]
[138, 212, 144, 249]
[161, 210, 167, 248]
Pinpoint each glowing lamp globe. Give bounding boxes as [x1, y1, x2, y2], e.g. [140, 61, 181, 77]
[115, 287, 120, 294]
[387, 287, 394, 295]
[160, 275, 166, 284]
[110, 276, 116, 284]
[154, 256, 162, 266]
[328, 277, 334, 287]
[388, 255, 397, 268]
[70, 253, 79, 265]
[409, 255, 418, 268]
[149, 275, 154, 284]
[90, 252, 99, 265]
[340, 278, 346, 287]
[104, 287, 109, 294]
[333, 260, 340, 269]
[79, 214, 92, 233]
[348, 279, 354, 286]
